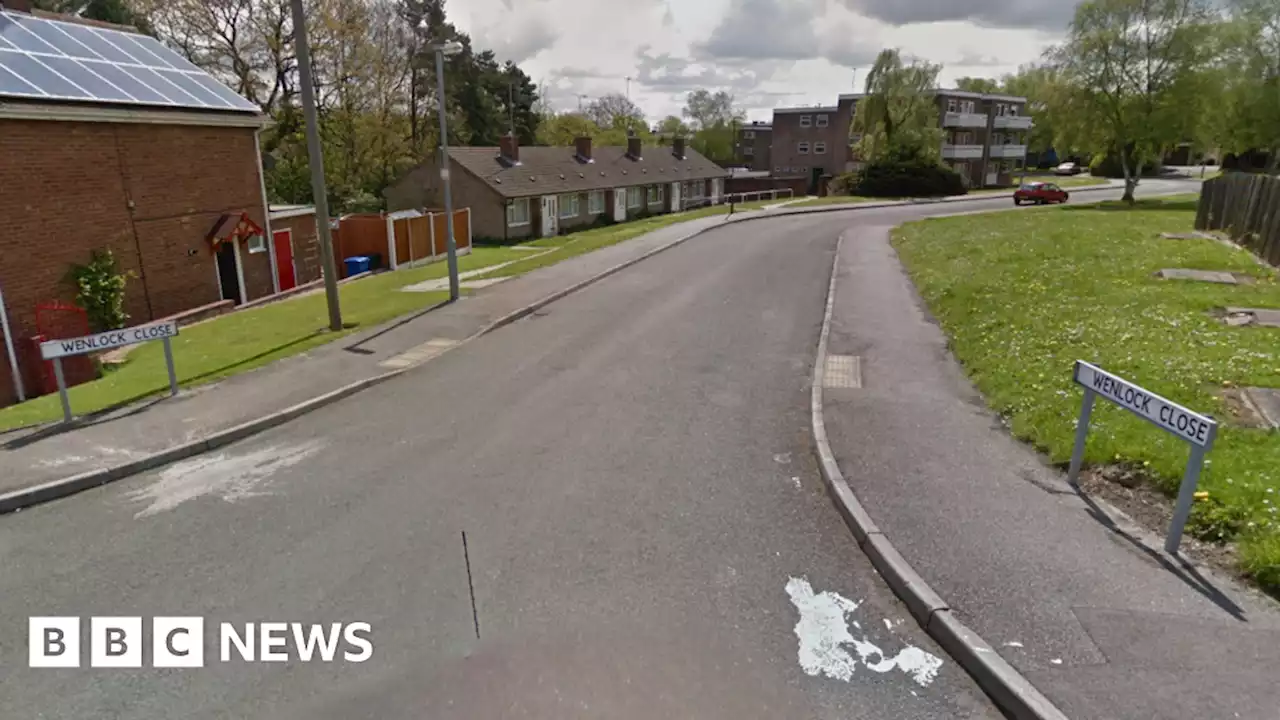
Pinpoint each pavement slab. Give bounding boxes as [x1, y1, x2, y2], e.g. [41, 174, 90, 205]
[822, 221, 1280, 719]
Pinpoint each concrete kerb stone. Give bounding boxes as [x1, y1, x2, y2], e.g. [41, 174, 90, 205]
[0, 187, 1129, 517]
[807, 229, 1070, 720]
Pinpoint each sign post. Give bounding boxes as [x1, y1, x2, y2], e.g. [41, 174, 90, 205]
[1068, 360, 1217, 554]
[40, 320, 180, 423]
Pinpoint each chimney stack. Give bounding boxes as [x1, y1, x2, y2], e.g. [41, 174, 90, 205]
[672, 136, 686, 160]
[499, 132, 520, 165]
[574, 136, 593, 162]
[1, 0, 34, 12]
[626, 132, 642, 160]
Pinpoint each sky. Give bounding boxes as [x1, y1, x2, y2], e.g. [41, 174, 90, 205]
[449, 0, 1078, 123]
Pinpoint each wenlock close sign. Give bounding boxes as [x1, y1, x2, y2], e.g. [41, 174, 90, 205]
[40, 321, 178, 361]
[38, 319, 181, 423]
[1068, 360, 1217, 554]
[1073, 361, 1216, 449]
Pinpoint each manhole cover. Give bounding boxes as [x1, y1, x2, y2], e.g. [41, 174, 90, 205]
[824, 355, 861, 389]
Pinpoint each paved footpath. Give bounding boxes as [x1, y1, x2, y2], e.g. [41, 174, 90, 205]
[821, 219, 1280, 719]
[0, 212, 741, 496]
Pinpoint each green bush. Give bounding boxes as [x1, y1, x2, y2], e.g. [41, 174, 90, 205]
[66, 249, 132, 332]
[851, 158, 966, 198]
[1089, 152, 1161, 179]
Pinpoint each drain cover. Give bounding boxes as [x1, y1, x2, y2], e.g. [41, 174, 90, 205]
[824, 355, 862, 389]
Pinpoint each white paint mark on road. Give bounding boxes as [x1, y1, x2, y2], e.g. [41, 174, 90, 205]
[1004, 641, 1024, 648]
[1050, 658, 1063, 665]
[883, 618, 893, 631]
[774, 452, 792, 465]
[127, 441, 323, 518]
[785, 577, 943, 687]
[791, 476, 802, 490]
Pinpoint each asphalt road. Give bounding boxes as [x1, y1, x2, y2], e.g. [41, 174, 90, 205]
[0, 177, 1199, 719]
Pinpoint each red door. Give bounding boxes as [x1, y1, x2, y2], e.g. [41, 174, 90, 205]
[272, 229, 296, 291]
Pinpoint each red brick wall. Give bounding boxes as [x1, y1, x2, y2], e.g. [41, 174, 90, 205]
[0, 119, 266, 407]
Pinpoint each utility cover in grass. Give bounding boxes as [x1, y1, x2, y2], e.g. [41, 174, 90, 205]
[1242, 387, 1280, 429]
[1225, 307, 1280, 328]
[1157, 268, 1240, 284]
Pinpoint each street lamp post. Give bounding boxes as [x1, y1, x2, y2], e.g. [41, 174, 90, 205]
[289, 0, 342, 331]
[426, 38, 464, 302]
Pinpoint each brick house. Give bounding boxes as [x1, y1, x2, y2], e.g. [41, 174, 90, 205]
[734, 121, 772, 172]
[0, 2, 311, 407]
[385, 134, 728, 241]
[769, 90, 1032, 191]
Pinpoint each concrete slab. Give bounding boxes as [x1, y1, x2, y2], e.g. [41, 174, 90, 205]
[1157, 268, 1239, 284]
[1241, 387, 1280, 429]
[1159, 231, 1217, 240]
[1225, 307, 1280, 328]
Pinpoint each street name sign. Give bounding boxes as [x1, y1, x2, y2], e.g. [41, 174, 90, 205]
[1067, 360, 1217, 554]
[38, 320, 181, 423]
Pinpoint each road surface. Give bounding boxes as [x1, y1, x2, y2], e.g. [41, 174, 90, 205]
[0, 180, 1195, 719]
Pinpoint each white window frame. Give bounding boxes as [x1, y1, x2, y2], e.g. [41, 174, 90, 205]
[947, 98, 957, 112]
[813, 141, 827, 154]
[799, 115, 812, 128]
[816, 114, 829, 128]
[743, 130, 755, 139]
[1008, 105, 1018, 116]
[246, 234, 267, 254]
[507, 198, 531, 227]
[647, 185, 663, 204]
[743, 145, 754, 156]
[797, 141, 810, 154]
[962, 100, 976, 114]
[587, 190, 605, 214]
[558, 193, 580, 219]
[626, 186, 642, 208]
[775, 166, 783, 173]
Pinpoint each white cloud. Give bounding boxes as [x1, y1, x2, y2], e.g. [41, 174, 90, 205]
[452, 0, 1067, 124]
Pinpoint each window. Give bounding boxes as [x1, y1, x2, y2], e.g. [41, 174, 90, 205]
[507, 198, 530, 226]
[1008, 105, 1018, 116]
[799, 115, 812, 127]
[816, 114, 829, 128]
[588, 190, 606, 214]
[743, 130, 755, 139]
[947, 98, 957, 113]
[559, 193, 580, 218]
[744, 146, 754, 156]
[962, 100, 976, 113]
[775, 166, 783, 173]
[627, 186, 643, 208]
[647, 185, 663, 204]
[798, 141, 810, 154]
[246, 234, 267, 254]
[813, 142, 826, 154]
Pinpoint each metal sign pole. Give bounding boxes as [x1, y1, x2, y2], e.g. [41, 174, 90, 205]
[1166, 446, 1208, 554]
[162, 336, 178, 397]
[0, 282, 25, 402]
[1066, 388, 1096, 486]
[52, 357, 71, 423]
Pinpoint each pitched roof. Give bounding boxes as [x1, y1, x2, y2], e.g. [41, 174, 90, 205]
[448, 144, 728, 199]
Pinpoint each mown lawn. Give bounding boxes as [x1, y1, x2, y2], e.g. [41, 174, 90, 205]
[892, 196, 1280, 592]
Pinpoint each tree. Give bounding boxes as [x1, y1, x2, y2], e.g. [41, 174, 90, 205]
[955, 76, 1001, 93]
[1216, 0, 1280, 172]
[1049, 0, 1217, 202]
[657, 115, 691, 137]
[1001, 64, 1064, 159]
[536, 112, 601, 145]
[679, 90, 742, 165]
[32, 0, 154, 33]
[852, 49, 944, 164]
[585, 93, 645, 129]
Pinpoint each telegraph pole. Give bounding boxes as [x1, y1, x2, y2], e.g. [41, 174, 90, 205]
[290, 0, 342, 331]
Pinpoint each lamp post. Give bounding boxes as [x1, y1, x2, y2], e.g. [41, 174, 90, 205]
[289, 0, 342, 331]
[425, 36, 465, 301]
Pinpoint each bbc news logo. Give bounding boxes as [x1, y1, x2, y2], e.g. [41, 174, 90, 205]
[29, 617, 373, 668]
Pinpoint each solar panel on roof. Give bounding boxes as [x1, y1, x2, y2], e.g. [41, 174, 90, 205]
[0, 10, 259, 114]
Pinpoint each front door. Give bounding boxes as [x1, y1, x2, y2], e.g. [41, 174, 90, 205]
[710, 178, 722, 204]
[670, 182, 681, 212]
[272, 229, 296, 291]
[613, 189, 627, 221]
[540, 195, 559, 237]
[216, 242, 241, 304]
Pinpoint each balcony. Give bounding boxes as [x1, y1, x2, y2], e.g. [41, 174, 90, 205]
[943, 111, 987, 128]
[988, 144, 1028, 159]
[941, 144, 984, 160]
[993, 115, 1033, 130]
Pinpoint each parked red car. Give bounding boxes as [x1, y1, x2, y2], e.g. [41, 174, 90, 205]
[1013, 181, 1070, 205]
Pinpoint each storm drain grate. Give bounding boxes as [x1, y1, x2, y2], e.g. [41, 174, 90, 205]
[823, 355, 862, 389]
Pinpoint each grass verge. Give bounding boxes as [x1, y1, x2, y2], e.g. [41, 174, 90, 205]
[891, 195, 1280, 593]
[790, 176, 1111, 208]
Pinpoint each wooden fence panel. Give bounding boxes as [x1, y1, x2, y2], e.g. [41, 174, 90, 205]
[1195, 173, 1280, 266]
[332, 214, 389, 275]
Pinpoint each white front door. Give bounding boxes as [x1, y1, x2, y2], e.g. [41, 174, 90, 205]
[670, 182, 681, 212]
[710, 178, 722, 204]
[541, 195, 559, 237]
[613, 189, 627, 222]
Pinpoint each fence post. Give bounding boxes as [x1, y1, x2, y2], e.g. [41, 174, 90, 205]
[1194, 180, 1212, 230]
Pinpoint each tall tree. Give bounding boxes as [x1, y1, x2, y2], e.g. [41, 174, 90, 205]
[681, 90, 742, 165]
[1001, 64, 1063, 158]
[584, 93, 645, 129]
[852, 48, 944, 163]
[955, 76, 1001, 93]
[32, 0, 154, 33]
[535, 112, 601, 145]
[1049, 0, 1217, 202]
[657, 115, 692, 137]
[1217, 0, 1280, 171]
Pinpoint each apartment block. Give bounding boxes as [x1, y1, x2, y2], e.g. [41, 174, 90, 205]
[768, 89, 1032, 191]
[734, 121, 773, 172]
